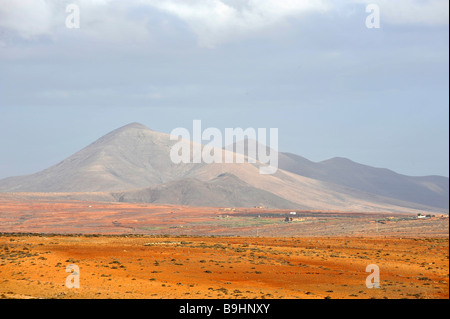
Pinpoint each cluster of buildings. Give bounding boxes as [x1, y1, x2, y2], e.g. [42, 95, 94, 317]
[417, 213, 435, 219]
[417, 213, 448, 219]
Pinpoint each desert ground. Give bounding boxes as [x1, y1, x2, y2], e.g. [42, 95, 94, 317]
[0, 234, 448, 299]
[0, 196, 448, 299]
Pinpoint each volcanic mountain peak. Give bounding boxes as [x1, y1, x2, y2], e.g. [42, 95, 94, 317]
[120, 122, 149, 130]
[91, 122, 158, 145]
[0, 122, 198, 193]
[100, 122, 151, 135]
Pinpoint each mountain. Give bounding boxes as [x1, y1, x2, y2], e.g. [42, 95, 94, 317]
[280, 153, 449, 209]
[0, 123, 447, 213]
[0, 123, 202, 192]
[228, 139, 449, 210]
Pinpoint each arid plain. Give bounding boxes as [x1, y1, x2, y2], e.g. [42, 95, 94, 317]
[0, 196, 448, 299]
[0, 234, 448, 299]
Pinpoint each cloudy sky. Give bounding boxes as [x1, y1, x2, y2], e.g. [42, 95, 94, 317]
[0, 0, 448, 178]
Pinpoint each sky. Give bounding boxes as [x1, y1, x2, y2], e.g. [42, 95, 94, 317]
[0, 0, 448, 179]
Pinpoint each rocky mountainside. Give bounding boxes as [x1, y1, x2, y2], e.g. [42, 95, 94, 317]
[0, 123, 447, 213]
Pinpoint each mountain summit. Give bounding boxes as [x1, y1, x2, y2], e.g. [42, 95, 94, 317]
[0, 123, 199, 192]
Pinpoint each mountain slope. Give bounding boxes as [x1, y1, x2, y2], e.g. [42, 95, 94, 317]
[0, 123, 202, 192]
[280, 153, 449, 209]
[227, 139, 449, 210]
[112, 173, 298, 208]
[0, 123, 447, 213]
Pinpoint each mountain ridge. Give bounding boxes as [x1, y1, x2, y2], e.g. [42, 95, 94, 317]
[0, 123, 447, 212]
[227, 139, 448, 209]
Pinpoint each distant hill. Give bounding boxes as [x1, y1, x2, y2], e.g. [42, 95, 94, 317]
[0, 123, 447, 213]
[280, 153, 449, 209]
[112, 173, 298, 209]
[228, 139, 449, 210]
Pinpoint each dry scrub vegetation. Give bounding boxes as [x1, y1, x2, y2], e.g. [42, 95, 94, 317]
[0, 234, 448, 299]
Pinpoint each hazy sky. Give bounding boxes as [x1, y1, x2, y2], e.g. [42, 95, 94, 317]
[0, 0, 448, 179]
